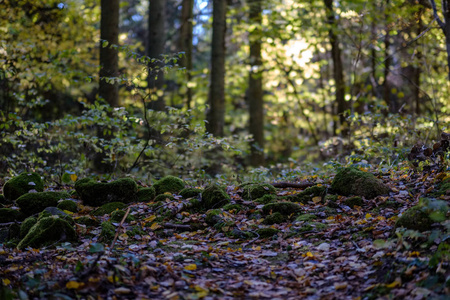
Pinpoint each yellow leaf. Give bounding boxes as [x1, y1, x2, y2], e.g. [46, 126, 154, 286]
[184, 264, 197, 271]
[386, 277, 401, 288]
[2, 278, 10, 285]
[63, 210, 74, 215]
[70, 174, 77, 182]
[144, 215, 156, 222]
[365, 213, 372, 219]
[306, 252, 314, 258]
[150, 222, 161, 230]
[66, 281, 84, 289]
[334, 282, 348, 290]
[253, 246, 261, 251]
[312, 196, 322, 204]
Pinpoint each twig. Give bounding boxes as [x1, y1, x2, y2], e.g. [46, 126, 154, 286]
[109, 207, 130, 251]
[163, 223, 192, 230]
[429, 0, 445, 30]
[272, 182, 316, 189]
[0, 222, 20, 227]
[242, 230, 260, 249]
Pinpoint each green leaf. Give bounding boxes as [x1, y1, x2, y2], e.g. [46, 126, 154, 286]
[89, 243, 105, 253]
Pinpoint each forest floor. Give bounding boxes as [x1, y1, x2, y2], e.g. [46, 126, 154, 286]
[1, 163, 449, 300]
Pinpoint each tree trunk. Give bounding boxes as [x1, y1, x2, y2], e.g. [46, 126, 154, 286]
[383, 0, 394, 113]
[147, 0, 166, 111]
[413, 6, 423, 117]
[248, 0, 264, 166]
[179, 0, 194, 109]
[324, 0, 347, 135]
[206, 0, 226, 137]
[99, 0, 119, 107]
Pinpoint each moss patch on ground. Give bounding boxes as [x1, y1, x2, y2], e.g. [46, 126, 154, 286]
[344, 196, 364, 208]
[257, 228, 280, 238]
[91, 202, 127, 216]
[262, 202, 301, 216]
[3, 172, 44, 201]
[153, 176, 185, 195]
[263, 212, 285, 225]
[240, 183, 277, 200]
[16, 192, 70, 216]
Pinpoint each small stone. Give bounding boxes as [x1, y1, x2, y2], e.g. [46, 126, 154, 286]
[317, 242, 330, 251]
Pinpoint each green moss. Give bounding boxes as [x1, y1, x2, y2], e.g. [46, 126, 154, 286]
[110, 210, 135, 223]
[395, 206, 433, 231]
[99, 221, 115, 242]
[331, 167, 390, 199]
[325, 194, 338, 202]
[137, 187, 156, 202]
[263, 212, 285, 225]
[91, 202, 127, 216]
[74, 178, 138, 206]
[3, 172, 44, 201]
[16, 192, 70, 216]
[262, 202, 301, 216]
[313, 206, 337, 217]
[202, 184, 231, 210]
[154, 194, 175, 202]
[127, 226, 146, 237]
[344, 196, 364, 208]
[255, 194, 276, 204]
[295, 214, 316, 222]
[74, 216, 99, 227]
[179, 188, 202, 199]
[379, 200, 401, 209]
[0, 208, 25, 223]
[17, 216, 77, 250]
[205, 209, 223, 226]
[256, 228, 280, 238]
[222, 204, 242, 212]
[20, 217, 37, 238]
[57, 200, 78, 213]
[153, 176, 185, 195]
[39, 207, 74, 225]
[240, 183, 277, 200]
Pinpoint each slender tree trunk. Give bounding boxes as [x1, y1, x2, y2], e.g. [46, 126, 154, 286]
[383, 0, 394, 113]
[148, 0, 166, 111]
[99, 0, 119, 107]
[179, 0, 194, 109]
[324, 0, 347, 135]
[206, 0, 226, 137]
[413, 7, 423, 117]
[248, 0, 264, 166]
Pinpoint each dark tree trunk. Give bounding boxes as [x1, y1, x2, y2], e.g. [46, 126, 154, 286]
[99, 0, 119, 107]
[147, 0, 166, 111]
[206, 0, 226, 137]
[383, 0, 394, 113]
[324, 0, 347, 135]
[430, 0, 450, 80]
[179, 0, 194, 109]
[248, 0, 264, 166]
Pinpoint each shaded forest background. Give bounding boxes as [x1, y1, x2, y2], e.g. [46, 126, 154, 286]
[2, 0, 450, 182]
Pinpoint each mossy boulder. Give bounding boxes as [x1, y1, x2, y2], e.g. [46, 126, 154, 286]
[202, 184, 231, 210]
[74, 178, 138, 206]
[263, 212, 285, 225]
[255, 194, 276, 204]
[57, 200, 78, 213]
[91, 202, 127, 216]
[0, 208, 25, 223]
[154, 194, 175, 203]
[20, 217, 38, 238]
[262, 202, 301, 216]
[295, 214, 316, 222]
[205, 209, 223, 226]
[179, 188, 202, 199]
[75, 216, 100, 227]
[286, 186, 327, 204]
[331, 167, 390, 199]
[344, 196, 364, 208]
[99, 221, 115, 242]
[153, 176, 185, 195]
[16, 192, 70, 216]
[257, 228, 280, 238]
[39, 207, 74, 225]
[137, 187, 156, 202]
[395, 206, 434, 231]
[110, 210, 135, 223]
[3, 172, 44, 201]
[222, 204, 242, 212]
[17, 216, 78, 250]
[240, 183, 277, 200]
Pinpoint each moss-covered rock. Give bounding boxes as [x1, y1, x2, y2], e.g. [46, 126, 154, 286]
[263, 212, 285, 225]
[110, 210, 135, 223]
[20, 217, 38, 238]
[137, 187, 156, 202]
[153, 176, 185, 195]
[179, 188, 202, 199]
[222, 204, 242, 212]
[16, 192, 70, 216]
[257, 228, 280, 238]
[74, 216, 100, 227]
[205, 209, 223, 226]
[286, 186, 327, 204]
[331, 167, 390, 199]
[262, 202, 301, 216]
[295, 214, 316, 222]
[17, 216, 78, 250]
[3, 172, 44, 201]
[91, 202, 127, 216]
[344, 196, 364, 208]
[75, 178, 138, 206]
[202, 184, 231, 210]
[99, 221, 115, 242]
[255, 194, 276, 204]
[39, 207, 74, 225]
[154, 194, 175, 203]
[240, 183, 277, 200]
[0, 208, 25, 223]
[395, 206, 434, 231]
[57, 200, 78, 213]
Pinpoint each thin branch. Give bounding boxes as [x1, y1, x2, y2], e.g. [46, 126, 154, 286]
[109, 207, 131, 251]
[430, 0, 445, 30]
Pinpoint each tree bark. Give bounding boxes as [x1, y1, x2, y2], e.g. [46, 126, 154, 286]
[179, 0, 194, 109]
[99, 0, 119, 107]
[248, 0, 264, 166]
[383, 0, 394, 113]
[147, 0, 166, 111]
[206, 0, 226, 137]
[324, 0, 347, 135]
[430, 0, 450, 80]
